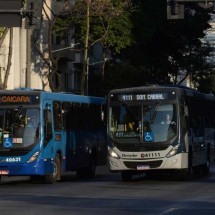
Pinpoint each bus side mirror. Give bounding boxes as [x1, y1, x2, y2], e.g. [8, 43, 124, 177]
[44, 109, 48, 121]
[44, 110, 48, 138]
[24, 116, 28, 125]
[184, 106, 188, 116]
[101, 104, 107, 123]
[101, 111, 104, 122]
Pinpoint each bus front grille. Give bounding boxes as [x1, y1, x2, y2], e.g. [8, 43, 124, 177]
[116, 145, 169, 152]
[0, 149, 30, 156]
[123, 160, 163, 169]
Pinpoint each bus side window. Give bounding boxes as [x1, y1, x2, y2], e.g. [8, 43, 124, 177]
[53, 101, 63, 131]
[44, 109, 53, 146]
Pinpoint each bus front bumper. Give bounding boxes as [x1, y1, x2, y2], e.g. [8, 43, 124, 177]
[108, 153, 188, 172]
[0, 158, 54, 176]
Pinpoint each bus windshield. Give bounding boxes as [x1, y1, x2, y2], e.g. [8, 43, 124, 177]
[108, 102, 177, 143]
[0, 108, 40, 149]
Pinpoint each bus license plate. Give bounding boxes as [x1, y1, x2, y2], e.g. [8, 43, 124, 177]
[137, 165, 149, 170]
[0, 170, 9, 175]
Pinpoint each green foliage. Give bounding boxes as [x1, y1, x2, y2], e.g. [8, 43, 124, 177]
[198, 74, 215, 94]
[54, 0, 134, 54]
[103, 61, 154, 94]
[0, 27, 4, 37]
[121, 0, 214, 87]
[53, 0, 215, 93]
[97, 12, 133, 52]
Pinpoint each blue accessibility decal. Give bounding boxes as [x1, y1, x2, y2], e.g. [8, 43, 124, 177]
[144, 132, 154, 142]
[3, 138, 13, 148]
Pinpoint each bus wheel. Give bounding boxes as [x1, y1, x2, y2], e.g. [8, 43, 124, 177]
[76, 155, 97, 178]
[86, 154, 97, 178]
[45, 155, 61, 184]
[30, 176, 42, 182]
[76, 168, 85, 178]
[202, 146, 210, 175]
[178, 148, 193, 180]
[121, 171, 133, 182]
[202, 159, 210, 175]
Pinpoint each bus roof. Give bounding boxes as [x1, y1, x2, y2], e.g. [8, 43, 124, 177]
[108, 85, 214, 101]
[0, 89, 106, 105]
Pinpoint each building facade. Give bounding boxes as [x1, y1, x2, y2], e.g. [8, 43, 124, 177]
[0, 0, 83, 92]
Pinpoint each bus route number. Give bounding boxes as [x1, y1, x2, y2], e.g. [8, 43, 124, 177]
[122, 95, 133, 101]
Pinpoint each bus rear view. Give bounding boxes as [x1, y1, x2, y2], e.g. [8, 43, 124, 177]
[107, 85, 215, 181]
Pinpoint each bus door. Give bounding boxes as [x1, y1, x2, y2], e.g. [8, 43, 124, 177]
[188, 103, 207, 166]
[97, 104, 108, 166]
[43, 100, 54, 152]
[43, 100, 65, 157]
[52, 101, 65, 162]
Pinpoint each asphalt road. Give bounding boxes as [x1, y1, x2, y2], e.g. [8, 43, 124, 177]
[1, 165, 215, 215]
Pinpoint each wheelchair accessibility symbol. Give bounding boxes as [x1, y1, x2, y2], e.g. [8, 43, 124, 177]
[144, 132, 154, 142]
[3, 138, 13, 148]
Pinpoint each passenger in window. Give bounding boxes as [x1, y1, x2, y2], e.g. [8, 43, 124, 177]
[127, 121, 134, 131]
[27, 115, 37, 128]
[161, 114, 176, 125]
[127, 121, 139, 131]
[143, 121, 150, 131]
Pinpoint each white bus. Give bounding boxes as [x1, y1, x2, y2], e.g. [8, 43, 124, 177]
[107, 85, 215, 181]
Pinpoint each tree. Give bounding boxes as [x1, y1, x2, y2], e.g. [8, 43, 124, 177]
[103, 61, 145, 94]
[33, 0, 79, 92]
[54, 0, 134, 95]
[0, 27, 4, 37]
[122, 1, 214, 88]
[0, 27, 13, 90]
[167, 4, 214, 86]
[198, 74, 215, 94]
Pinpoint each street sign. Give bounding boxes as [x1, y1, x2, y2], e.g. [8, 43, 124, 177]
[0, 0, 23, 27]
[167, 0, 215, 19]
[0, 0, 43, 28]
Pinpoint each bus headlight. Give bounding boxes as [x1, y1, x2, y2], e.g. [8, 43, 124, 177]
[108, 147, 120, 159]
[27, 151, 40, 163]
[166, 145, 180, 158]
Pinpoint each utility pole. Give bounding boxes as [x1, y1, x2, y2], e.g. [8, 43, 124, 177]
[81, 0, 91, 95]
[26, 28, 32, 88]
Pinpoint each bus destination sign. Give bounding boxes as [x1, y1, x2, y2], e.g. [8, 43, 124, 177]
[0, 95, 40, 105]
[117, 92, 176, 101]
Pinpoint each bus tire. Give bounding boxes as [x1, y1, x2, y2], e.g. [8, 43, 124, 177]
[76, 155, 97, 178]
[178, 169, 189, 181]
[45, 154, 61, 184]
[202, 152, 210, 175]
[30, 176, 42, 182]
[86, 154, 97, 178]
[202, 161, 210, 175]
[178, 147, 193, 180]
[76, 168, 85, 178]
[121, 171, 133, 182]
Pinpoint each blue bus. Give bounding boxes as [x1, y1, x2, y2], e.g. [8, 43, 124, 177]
[0, 89, 107, 183]
[107, 85, 215, 181]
